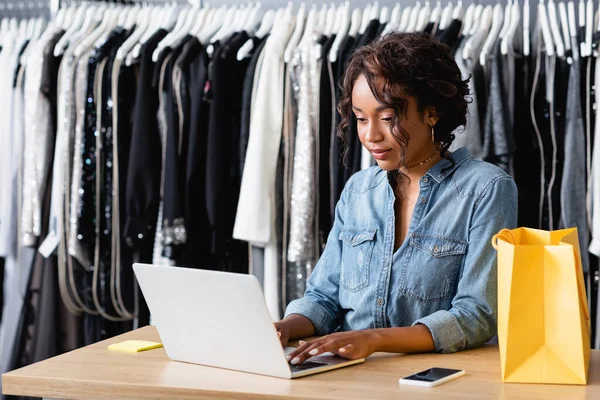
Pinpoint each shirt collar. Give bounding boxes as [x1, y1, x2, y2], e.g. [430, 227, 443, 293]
[425, 147, 472, 183]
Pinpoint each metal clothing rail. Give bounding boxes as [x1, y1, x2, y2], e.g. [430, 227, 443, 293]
[0, 1, 51, 19]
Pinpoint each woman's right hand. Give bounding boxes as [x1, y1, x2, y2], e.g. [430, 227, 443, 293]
[274, 320, 290, 346]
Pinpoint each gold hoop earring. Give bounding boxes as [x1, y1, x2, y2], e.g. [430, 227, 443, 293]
[431, 126, 435, 143]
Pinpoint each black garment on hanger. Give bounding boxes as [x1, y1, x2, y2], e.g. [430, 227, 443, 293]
[239, 35, 268, 175]
[331, 34, 357, 215]
[472, 61, 487, 143]
[437, 19, 463, 49]
[78, 27, 128, 345]
[550, 55, 569, 230]
[423, 21, 435, 35]
[168, 36, 204, 267]
[161, 35, 194, 262]
[513, 50, 542, 229]
[182, 45, 211, 268]
[205, 32, 251, 272]
[533, 51, 553, 231]
[124, 29, 167, 329]
[318, 34, 337, 241]
[125, 29, 167, 252]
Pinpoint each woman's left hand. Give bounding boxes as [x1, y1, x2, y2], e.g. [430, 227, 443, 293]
[286, 330, 379, 365]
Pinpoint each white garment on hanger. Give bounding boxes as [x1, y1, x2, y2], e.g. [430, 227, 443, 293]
[0, 28, 19, 257]
[233, 12, 295, 321]
[22, 28, 58, 247]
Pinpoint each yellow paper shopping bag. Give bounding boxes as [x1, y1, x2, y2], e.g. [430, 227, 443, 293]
[492, 227, 591, 385]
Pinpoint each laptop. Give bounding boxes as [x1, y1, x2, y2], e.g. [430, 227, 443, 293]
[132, 263, 365, 379]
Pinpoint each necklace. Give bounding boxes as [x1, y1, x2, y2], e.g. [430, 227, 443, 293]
[407, 145, 442, 169]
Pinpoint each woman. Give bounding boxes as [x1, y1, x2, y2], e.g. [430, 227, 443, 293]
[277, 33, 518, 365]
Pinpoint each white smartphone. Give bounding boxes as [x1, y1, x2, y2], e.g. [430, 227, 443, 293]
[399, 367, 465, 387]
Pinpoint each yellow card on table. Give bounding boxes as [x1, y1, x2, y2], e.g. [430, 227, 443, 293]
[108, 340, 163, 353]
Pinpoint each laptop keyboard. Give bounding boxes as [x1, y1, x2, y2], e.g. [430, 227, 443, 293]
[290, 361, 328, 372]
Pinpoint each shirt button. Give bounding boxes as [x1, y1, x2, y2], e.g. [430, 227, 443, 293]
[422, 177, 429, 183]
[421, 197, 428, 203]
[377, 298, 384, 306]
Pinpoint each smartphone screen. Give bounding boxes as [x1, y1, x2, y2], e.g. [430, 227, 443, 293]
[402, 367, 463, 382]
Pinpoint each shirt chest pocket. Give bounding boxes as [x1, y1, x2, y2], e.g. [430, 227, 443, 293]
[339, 228, 377, 293]
[403, 233, 467, 302]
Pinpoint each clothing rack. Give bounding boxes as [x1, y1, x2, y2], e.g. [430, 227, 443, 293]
[1, 1, 600, 395]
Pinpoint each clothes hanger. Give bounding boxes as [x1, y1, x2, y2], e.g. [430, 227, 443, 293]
[480, 4, 504, 66]
[452, 0, 465, 20]
[199, 6, 226, 44]
[126, 5, 161, 66]
[236, 4, 253, 33]
[398, 6, 412, 32]
[244, 2, 263, 33]
[501, 1, 521, 54]
[469, 4, 483, 35]
[568, 1, 579, 56]
[585, 0, 593, 56]
[359, 3, 372, 34]
[326, 3, 338, 36]
[417, 2, 431, 31]
[407, 1, 421, 32]
[254, 7, 275, 38]
[461, 3, 475, 36]
[331, 4, 342, 38]
[538, 0, 556, 56]
[116, 5, 129, 28]
[298, 4, 317, 47]
[462, 5, 492, 60]
[210, 5, 238, 44]
[284, 3, 306, 62]
[316, 4, 327, 36]
[125, 4, 140, 30]
[172, 6, 199, 47]
[152, 5, 187, 61]
[54, 5, 66, 29]
[558, 1, 571, 51]
[73, 7, 111, 58]
[25, 16, 36, 39]
[438, 1, 453, 30]
[236, 6, 276, 61]
[0, 18, 8, 47]
[330, 3, 351, 62]
[193, 6, 212, 37]
[578, 0, 586, 54]
[381, 3, 401, 35]
[524, 0, 531, 55]
[117, 7, 149, 62]
[548, 0, 566, 56]
[53, 3, 89, 56]
[567, 1, 578, 36]
[499, 0, 513, 39]
[430, 1, 442, 27]
[348, 7, 362, 36]
[380, 6, 390, 25]
[370, 1, 380, 23]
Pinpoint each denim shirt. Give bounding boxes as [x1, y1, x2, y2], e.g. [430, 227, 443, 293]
[285, 147, 518, 353]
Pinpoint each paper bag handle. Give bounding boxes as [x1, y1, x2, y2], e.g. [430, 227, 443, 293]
[492, 229, 515, 249]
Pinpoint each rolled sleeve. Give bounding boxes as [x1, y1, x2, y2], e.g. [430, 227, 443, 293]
[413, 310, 467, 352]
[285, 298, 338, 336]
[416, 176, 518, 353]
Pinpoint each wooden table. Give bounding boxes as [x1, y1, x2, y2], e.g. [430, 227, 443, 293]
[2, 326, 600, 399]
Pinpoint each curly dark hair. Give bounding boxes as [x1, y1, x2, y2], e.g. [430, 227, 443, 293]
[338, 32, 470, 169]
